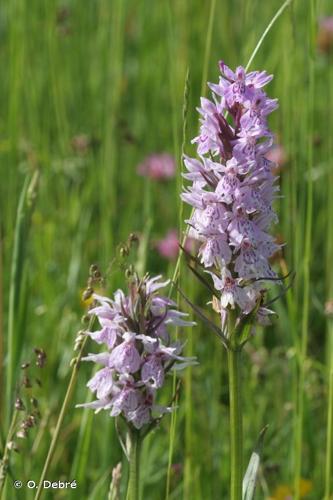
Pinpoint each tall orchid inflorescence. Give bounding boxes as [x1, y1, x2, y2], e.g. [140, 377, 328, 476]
[77, 275, 195, 429]
[182, 61, 280, 329]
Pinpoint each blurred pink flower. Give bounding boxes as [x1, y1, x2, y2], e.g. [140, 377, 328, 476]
[156, 230, 179, 260]
[156, 230, 197, 261]
[266, 143, 287, 168]
[318, 16, 333, 53]
[137, 153, 176, 180]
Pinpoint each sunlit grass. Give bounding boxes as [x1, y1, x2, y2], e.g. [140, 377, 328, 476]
[0, 0, 332, 498]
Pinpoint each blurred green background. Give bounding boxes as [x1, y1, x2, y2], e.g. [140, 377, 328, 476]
[1, 0, 333, 498]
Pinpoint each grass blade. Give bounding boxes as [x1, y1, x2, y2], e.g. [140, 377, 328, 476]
[6, 171, 39, 425]
[242, 426, 268, 500]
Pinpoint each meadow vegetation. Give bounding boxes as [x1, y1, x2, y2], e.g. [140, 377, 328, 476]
[0, 0, 332, 498]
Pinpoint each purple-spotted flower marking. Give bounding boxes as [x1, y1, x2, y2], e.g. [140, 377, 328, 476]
[76, 275, 196, 429]
[182, 61, 281, 329]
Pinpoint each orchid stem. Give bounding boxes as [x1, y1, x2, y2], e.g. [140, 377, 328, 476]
[126, 429, 141, 500]
[228, 347, 243, 500]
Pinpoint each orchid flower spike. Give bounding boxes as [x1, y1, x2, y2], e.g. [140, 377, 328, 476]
[182, 61, 282, 333]
[76, 274, 196, 429]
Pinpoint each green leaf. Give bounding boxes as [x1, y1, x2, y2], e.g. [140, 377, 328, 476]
[175, 285, 229, 349]
[234, 298, 262, 348]
[242, 426, 268, 500]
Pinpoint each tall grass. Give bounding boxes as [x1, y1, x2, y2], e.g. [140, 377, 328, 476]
[0, 0, 332, 498]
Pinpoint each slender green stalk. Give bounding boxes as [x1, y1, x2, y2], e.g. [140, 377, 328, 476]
[0, 410, 18, 498]
[0, 234, 3, 420]
[293, 1, 315, 496]
[165, 386, 177, 500]
[200, 0, 217, 97]
[100, 0, 125, 261]
[228, 348, 243, 500]
[6, 174, 36, 426]
[165, 45, 190, 500]
[325, 335, 333, 499]
[34, 359, 85, 500]
[69, 401, 94, 498]
[46, 0, 68, 155]
[245, 0, 292, 71]
[126, 429, 141, 500]
[324, 24, 333, 500]
[183, 271, 195, 499]
[34, 317, 94, 500]
[168, 0, 216, 298]
[6, 177, 28, 418]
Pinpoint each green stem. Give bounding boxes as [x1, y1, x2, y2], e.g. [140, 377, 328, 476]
[325, 368, 333, 499]
[0, 410, 18, 498]
[294, 2, 315, 496]
[244, 0, 292, 71]
[34, 316, 94, 500]
[228, 348, 243, 500]
[324, 319, 333, 499]
[126, 429, 141, 500]
[6, 176, 30, 426]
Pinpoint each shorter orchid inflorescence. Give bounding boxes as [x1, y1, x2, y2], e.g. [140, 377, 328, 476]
[182, 61, 282, 331]
[77, 274, 196, 429]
